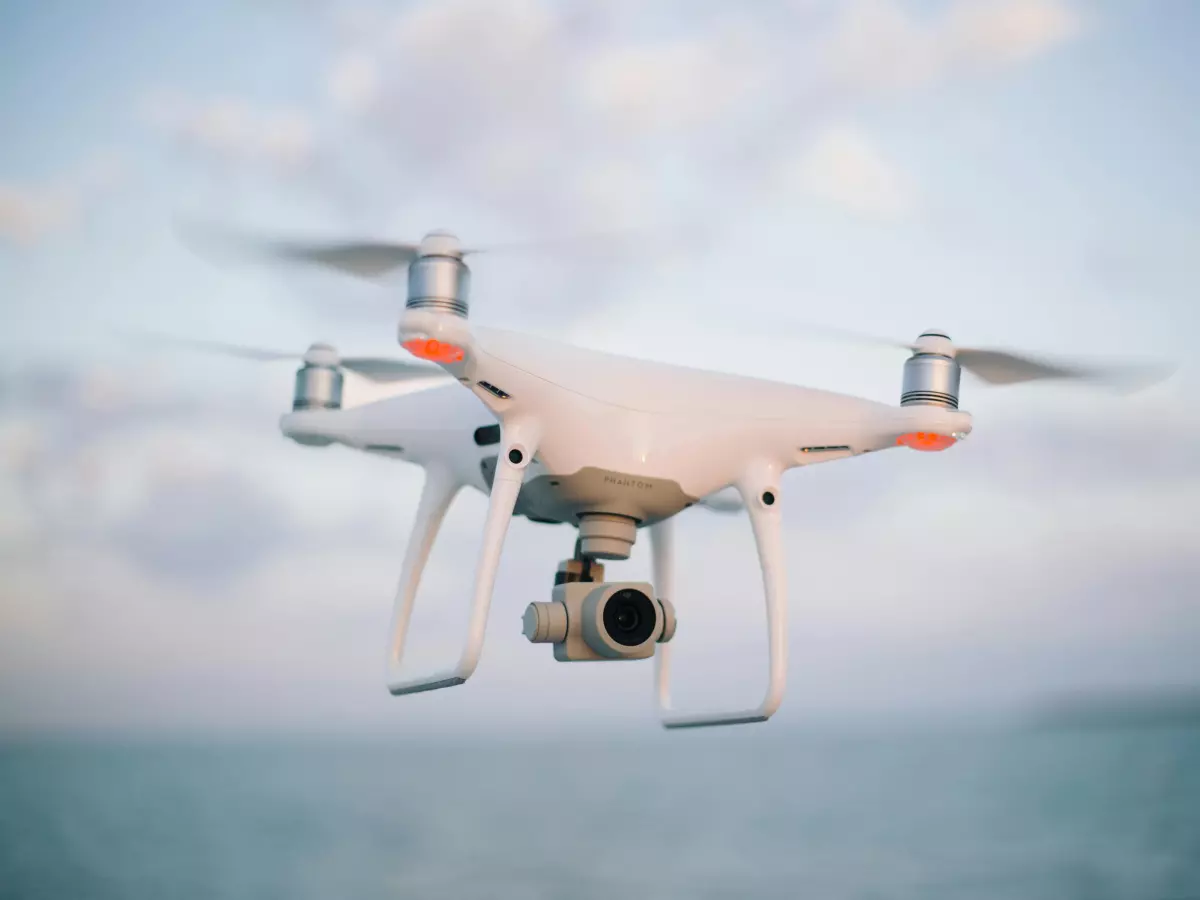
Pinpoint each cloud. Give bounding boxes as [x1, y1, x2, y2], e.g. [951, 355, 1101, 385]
[943, 0, 1082, 68]
[0, 357, 278, 553]
[0, 151, 125, 246]
[782, 123, 914, 219]
[139, 90, 317, 171]
[0, 184, 76, 244]
[944, 404, 1200, 491]
[108, 467, 297, 584]
[149, 0, 1085, 202]
[325, 51, 380, 114]
[578, 23, 770, 137]
[6, 0, 1148, 736]
[819, 0, 1082, 94]
[131, 0, 1086, 332]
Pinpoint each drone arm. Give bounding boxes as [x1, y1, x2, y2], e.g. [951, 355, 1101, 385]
[653, 462, 788, 729]
[385, 422, 537, 695]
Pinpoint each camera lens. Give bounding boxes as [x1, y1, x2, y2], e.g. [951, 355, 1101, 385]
[602, 588, 657, 647]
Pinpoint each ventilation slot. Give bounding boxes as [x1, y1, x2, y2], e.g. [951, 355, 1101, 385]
[478, 381, 511, 400]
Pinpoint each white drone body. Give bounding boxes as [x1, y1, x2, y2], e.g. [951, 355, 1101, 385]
[282, 369, 749, 519]
[181, 225, 1163, 729]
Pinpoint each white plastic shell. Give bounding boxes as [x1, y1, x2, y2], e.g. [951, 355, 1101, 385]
[368, 310, 976, 726]
[522, 601, 568, 644]
[577, 513, 638, 560]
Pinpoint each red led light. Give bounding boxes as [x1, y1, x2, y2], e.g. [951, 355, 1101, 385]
[402, 338, 464, 364]
[897, 432, 957, 452]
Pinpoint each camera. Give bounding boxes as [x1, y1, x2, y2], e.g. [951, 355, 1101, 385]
[522, 581, 676, 661]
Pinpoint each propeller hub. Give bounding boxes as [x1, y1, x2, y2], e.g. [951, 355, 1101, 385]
[303, 342, 340, 367]
[419, 230, 463, 259]
[914, 330, 955, 358]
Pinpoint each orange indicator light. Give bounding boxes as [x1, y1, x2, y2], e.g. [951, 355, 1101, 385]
[402, 338, 464, 364]
[897, 432, 957, 452]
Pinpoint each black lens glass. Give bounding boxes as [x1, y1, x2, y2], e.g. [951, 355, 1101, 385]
[602, 589, 657, 647]
[614, 604, 640, 632]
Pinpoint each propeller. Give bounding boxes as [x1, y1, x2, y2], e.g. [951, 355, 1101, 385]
[127, 333, 455, 385]
[176, 218, 695, 281]
[775, 322, 1174, 392]
[178, 220, 456, 278]
[176, 220, 1172, 392]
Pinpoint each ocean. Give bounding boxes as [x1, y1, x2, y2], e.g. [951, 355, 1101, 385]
[1, 723, 1198, 899]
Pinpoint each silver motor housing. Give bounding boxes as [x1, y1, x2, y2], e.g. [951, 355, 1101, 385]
[900, 345, 961, 409]
[293, 363, 343, 411]
[406, 254, 470, 318]
[289, 363, 343, 447]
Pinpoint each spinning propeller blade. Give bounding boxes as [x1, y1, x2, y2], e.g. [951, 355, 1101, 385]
[773, 321, 1174, 392]
[146, 335, 302, 362]
[126, 333, 452, 385]
[177, 218, 697, 281]
[176, 219, 1172, 392]
[950, 348, 1115, 387]
[338, 356, 452, 384]
[178, 220, 424, 278]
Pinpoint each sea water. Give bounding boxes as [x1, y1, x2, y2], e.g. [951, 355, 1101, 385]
[1, 723, 1198, 900]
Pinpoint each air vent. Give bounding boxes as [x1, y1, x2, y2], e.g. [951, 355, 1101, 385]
[365, 444, 405, 452]
[800, 445, 851, 454]
[473, 424, 501, 446]
[477, 381, 511, 400]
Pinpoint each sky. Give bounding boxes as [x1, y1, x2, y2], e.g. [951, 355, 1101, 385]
[0, 0, 1198, 737]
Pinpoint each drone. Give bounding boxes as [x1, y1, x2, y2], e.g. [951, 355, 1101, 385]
[171, 225, 1169, 729]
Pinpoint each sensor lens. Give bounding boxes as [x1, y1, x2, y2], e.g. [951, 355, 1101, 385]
[602, 589, 657, 647]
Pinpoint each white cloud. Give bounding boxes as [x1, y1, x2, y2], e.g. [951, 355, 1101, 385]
[326, 51, 380, 113]
[783, 123, 914, 219]
[2, 0, 1135, 733]
[0, 150, 126, 246]
[944, 0, 1082, 68]
[388, 0, 558, 64]
[258, 111, 316, 167]
[139, 91, 316, 170]
[579, 24, 769, 136]
[821, 0, 943, 93]
[139, 0, 1084, 257]
[820, 0, 1082, 93]
[0, 184, 75, 244]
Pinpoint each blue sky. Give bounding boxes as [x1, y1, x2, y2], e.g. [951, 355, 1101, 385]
[1, 0, 1198, 736]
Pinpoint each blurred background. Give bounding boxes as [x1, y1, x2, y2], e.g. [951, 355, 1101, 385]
[1, 1, 1198, 897]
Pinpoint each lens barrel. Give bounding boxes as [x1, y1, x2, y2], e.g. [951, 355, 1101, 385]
[602, 588, 658, 647]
